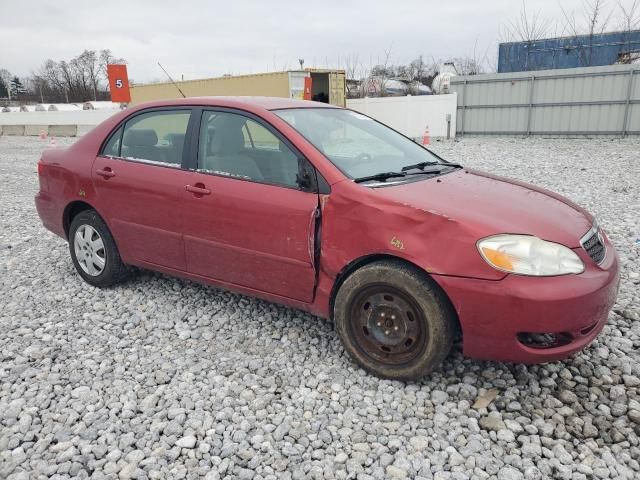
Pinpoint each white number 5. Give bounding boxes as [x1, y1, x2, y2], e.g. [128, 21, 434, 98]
[115, 79, 123, 88]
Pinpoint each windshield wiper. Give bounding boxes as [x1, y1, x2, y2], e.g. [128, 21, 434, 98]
[401, 161, 463, 172]
[353, 171, 406, 183]
[400, 161, 441, 172]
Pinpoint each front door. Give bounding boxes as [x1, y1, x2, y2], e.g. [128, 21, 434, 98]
[92, 108, 192, 270]
[182, 109, 318, 302]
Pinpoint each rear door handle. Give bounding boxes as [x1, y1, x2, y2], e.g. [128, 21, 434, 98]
[96, 168, 115, 178]
[185, 184, 211, 195]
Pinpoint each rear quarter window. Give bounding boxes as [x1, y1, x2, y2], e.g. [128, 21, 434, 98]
[101, 126, 123, 157]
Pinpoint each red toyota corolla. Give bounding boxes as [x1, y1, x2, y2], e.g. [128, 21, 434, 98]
[35, 97, 620, 380]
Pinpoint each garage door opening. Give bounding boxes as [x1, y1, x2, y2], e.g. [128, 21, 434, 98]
[311, 72, 330, 103]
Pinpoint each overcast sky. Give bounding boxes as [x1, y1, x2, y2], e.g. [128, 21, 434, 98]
[1, 0, 595, 82]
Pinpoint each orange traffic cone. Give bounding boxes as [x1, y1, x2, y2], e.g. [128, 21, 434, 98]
[422, 125, 430, 145]
[39, 130, 47, 140]
[49, 137, 57, 148]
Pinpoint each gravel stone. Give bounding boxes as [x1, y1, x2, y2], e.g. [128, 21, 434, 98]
[498, 466, 524, 480]
[335, 452, 348, 463]
[1, 136, 639, 479]
[497, 429, 516, 442]
[431, 390, 448, 404]
[386, 465, 408, 479]
[479, 412, 506, 432]
[175, 436, 197, 449]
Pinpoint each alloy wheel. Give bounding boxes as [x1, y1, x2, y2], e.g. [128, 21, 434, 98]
[73, 224, 106, 276]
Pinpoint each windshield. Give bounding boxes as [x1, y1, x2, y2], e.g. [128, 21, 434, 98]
[273, 108, 445, 180]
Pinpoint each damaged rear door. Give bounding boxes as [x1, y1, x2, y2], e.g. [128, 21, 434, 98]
[181, 108, 319, 302]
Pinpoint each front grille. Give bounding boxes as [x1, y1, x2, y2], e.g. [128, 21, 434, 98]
[581, 227, 606, 264]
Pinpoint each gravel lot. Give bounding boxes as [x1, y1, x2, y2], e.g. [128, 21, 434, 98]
[1, 135, 639, 480]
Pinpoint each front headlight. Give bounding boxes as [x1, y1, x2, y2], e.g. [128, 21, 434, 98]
[477, 234, 584, 276]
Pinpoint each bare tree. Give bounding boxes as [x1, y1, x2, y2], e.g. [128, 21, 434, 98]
[0, 69, 12, 101]
[618, 0, 640, 62]
[27, 49, 127, 103]
[76, 50, 101, 101]
[501, 0, 637, 70]
[618, 0, 640, 28]
[366, 44, 394, 97]
[501, 1, 552, 42]
[560, 0, 615, 66]
[343, 54, 364, 98]
[99, 49, 126, 77]
[396, 55, 431, 83]
[499, 1, 553, 70]
[450, 57, 483, 76]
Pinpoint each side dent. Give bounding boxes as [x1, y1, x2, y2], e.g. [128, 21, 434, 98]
[311, 181, 505, 318]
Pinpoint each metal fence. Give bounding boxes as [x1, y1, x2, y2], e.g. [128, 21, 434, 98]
[450, 64, 640, 136]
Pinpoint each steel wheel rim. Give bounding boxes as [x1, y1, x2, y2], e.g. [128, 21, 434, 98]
[73, 225, 106, 277]
[349, 284, 427, 366]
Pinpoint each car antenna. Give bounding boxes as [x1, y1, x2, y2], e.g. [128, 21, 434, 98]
[157, 62, 186, 98]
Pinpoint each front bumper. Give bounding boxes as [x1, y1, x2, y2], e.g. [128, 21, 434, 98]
[434, 241, 620, 364]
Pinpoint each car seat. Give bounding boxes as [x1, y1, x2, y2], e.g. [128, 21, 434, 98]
[122, 129, 165, 163]
[202, 116, 263, 180]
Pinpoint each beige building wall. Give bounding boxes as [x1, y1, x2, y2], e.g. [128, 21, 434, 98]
[130, 72, 291, 105]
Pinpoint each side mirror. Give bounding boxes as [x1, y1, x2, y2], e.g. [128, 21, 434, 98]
[296, 171, 313, 190]
[296, 158, 318, 192]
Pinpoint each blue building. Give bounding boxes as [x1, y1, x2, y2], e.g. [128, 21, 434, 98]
[498, 30, 640, 73]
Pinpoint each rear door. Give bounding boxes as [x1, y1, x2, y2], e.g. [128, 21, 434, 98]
[93, 108, 193, 270]
[181, 109, 319, 302]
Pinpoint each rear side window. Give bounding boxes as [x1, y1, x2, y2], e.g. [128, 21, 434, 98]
[101, 126, 123, 157]
[116, 110, 191, 166]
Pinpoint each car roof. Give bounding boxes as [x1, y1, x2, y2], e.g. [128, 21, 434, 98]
[130, 96, 341, 112]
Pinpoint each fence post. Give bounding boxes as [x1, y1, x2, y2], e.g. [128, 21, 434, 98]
[405, 95, 411, 138]
[459, 79, 467, 135]
[622, 69, 635, 137]
[526, 75, 535, 136]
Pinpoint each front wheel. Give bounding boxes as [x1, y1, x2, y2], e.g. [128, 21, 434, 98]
[69, 210, 130, 288]
[334, 260, 456, 381]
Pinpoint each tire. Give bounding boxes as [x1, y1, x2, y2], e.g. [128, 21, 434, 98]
[334, 260, 456, 381]
[68, 210, 130, 288]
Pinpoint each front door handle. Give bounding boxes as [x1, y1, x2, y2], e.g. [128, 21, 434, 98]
[185, 184, 211, 196]
[96, 168, 115, 178]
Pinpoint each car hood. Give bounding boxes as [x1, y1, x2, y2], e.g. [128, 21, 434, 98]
[375, 168, 593, 248]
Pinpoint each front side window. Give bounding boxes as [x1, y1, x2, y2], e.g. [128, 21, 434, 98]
[117, 110, 191, 166]
[198, 111, 301, 188]
[274, 108, 445, 180]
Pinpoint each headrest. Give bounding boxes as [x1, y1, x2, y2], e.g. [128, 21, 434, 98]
[209, 116, 246, 155]
[166, 133, 185, 146]
[123, 129, 158, 147]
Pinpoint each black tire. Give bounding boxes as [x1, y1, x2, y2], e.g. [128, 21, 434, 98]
[334, 260, 456, 381]
[68, 210, 130, 288]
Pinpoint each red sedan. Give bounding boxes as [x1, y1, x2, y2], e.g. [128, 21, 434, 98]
[35, 97, 620, 380]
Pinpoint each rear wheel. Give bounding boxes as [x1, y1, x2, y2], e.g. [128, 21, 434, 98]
[69, 210, 130, 287]
[334, 260, 456, 381]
